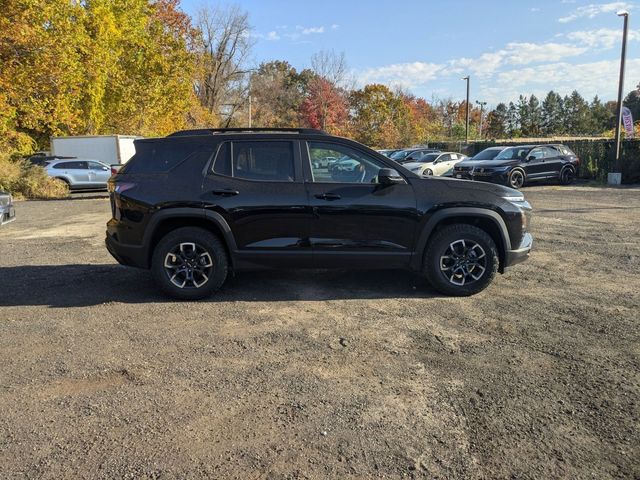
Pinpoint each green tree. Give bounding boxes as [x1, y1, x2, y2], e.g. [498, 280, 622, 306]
[542, 91, 564, 136]
[590, 96, 612, 135]
[486, 103, 508, 138]
[563, 90, 591, 135]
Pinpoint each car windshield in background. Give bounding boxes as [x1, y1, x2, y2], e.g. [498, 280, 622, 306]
[494, 147, 530, 160]
[418, 154, 439, 163]
[390, 150, 409, 160]
[472, 149, 503, 160]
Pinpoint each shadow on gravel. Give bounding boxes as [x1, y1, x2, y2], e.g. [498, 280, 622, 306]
[0, 264, 434, 307]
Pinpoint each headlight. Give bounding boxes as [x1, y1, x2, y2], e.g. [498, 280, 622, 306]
[493, 166, 511, 172]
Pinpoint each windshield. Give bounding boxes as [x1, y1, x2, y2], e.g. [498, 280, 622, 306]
[494, 147, 530, 160]
[418, 153, 439, 163]
[390, 150, 409, 160]
[472, 148, 502, 160]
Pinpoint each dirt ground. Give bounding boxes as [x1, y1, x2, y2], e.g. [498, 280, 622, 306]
[0, 185, 638, 479]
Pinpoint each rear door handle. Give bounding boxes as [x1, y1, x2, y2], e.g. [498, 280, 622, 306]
[315, 193, 341, 201]
[211, 189, 239, 196]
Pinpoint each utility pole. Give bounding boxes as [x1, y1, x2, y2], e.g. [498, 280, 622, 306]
[248, 94, 252, 128]
[476, 100, 487, 139]
[611, 9, 629, 185]
[462, 76, 470, 143]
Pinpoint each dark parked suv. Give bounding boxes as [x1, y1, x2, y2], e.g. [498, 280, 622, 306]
[463, 144, 579, 189]
[106, 128, 533, 299]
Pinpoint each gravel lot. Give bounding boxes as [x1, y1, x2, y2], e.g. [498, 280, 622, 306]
[0, 185, 638, 479]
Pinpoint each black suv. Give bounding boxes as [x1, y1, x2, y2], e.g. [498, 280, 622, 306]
[461, 144, 580, 189]
[106, 128, 533, 299]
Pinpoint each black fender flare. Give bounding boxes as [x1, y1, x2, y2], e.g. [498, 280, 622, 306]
[410, 207, 512, 271]
[142, 207, 237, 266]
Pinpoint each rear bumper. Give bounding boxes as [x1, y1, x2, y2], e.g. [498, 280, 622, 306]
[0, 205, 16, 226]
[504, 232, 533, 269]
[105, 231, 148, 269]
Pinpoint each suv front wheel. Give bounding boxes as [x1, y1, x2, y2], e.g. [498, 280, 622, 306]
[423, 224, 498, 296]
[151, 227, 228, 300]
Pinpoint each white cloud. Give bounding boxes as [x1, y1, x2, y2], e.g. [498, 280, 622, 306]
[331, 24, 340, 30]
[358, 62, 444, 89]
[530, 7, 541, 12]
[265, 31, 280, 41]
[559, 2, 632, 23]
[565, 27, 640, 48]
[295, 25, 325, 34]
[449, 42, 588, 77]
[483, 58, 640, 103]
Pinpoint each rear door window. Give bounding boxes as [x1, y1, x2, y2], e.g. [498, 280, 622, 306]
[230, 141, 295, 182]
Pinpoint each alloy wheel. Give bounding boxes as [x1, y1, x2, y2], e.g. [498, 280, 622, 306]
[163, 242, 214, 289]
[510, 170, 524, 189]
[439, 239, 487, 286]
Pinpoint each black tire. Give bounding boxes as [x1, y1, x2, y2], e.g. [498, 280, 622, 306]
[425, 168, 434, 176]
[151, 227, 228, 300]
[559, 166, 575, 185]
[508, 169, 525, 189]
[423, 224, 499, 296]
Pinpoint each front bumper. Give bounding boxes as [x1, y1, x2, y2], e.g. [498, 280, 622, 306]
[0, 204, 16, 226]
[504, 232, 533, 268]
[469, 171, 510, 185]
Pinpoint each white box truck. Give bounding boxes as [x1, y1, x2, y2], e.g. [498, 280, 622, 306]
[50, 135, 142, 165]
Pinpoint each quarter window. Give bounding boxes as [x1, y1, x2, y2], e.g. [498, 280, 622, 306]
[308, 142, 389, 184]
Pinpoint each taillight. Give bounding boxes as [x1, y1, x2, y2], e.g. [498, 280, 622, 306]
[114, 182, 136, 194]
[111, 167, 118, 175]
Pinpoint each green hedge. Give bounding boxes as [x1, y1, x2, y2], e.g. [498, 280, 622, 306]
[429, 139, 640, 184]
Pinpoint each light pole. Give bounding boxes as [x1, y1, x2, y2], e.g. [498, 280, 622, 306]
[462, 76, 470, 143]
[476, 100, 487, 139]
[611, 9, 629, 185]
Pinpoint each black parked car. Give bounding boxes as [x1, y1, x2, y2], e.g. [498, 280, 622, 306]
[106, 128, 533, 299]
[453, 147, 506, 180]
[462, 144, 579, 189]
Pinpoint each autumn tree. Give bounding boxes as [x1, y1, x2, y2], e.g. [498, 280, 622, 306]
[193, 4, 253, 127]
[300, 77, 349, 135]
[249, 61, 312, 128]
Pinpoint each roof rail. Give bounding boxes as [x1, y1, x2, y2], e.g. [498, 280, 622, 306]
[167, 127, 327, 137]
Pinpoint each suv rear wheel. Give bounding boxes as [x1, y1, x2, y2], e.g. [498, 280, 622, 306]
[423, 224, 498, 296]
[560, 166, 575, 185]
[151, 227, 228, 300]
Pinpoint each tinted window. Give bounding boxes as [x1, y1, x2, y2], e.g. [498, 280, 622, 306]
[528, 148, 544, 160]
[232, 141, 294, 182]
[309, 142, 389, 184]
[122, 140, 202, 174]
[88, 161, 106, 170]
[541, 147, 559, 158]
[53, 161, 87, 169]
[495, 147, 530, 160]
[418, 153, 439, 163]
[212, 142, 231, 176]
[472, 148, 502, 160]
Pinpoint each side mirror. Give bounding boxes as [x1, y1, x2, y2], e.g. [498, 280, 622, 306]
[525, 156, 533, 162]
[378, 168, 404, 185]
[102, 166, 109, 171]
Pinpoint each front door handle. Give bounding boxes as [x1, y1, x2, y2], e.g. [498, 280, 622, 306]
[211, 189, 239, 196]
[315, 193, 341, 201]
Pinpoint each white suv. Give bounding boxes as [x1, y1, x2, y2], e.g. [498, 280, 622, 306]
[403, 152, 467, 177]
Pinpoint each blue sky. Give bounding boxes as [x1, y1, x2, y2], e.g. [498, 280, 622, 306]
[180, 0, 640, 105]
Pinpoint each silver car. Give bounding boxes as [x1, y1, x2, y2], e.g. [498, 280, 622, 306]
[45, 159, 113, 190]
[0, 191, 16, 226]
